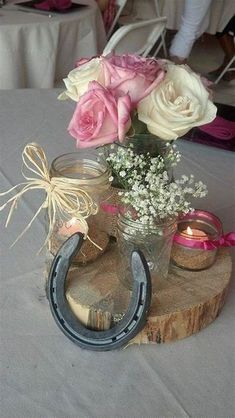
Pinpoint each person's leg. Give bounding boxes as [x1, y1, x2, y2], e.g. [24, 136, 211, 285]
[169, 0, 212, 63]
[218, 33, 235, 62]
[216, 16, 235, 66]
[212, 35, 235, 80]
[208, 16, 235, 80]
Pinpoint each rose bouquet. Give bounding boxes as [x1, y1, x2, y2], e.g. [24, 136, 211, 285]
[59, 53, 217, 233]
[59, 54, 217, 146]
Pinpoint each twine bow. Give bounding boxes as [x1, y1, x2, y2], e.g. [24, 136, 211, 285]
[0, 143, 98, 252]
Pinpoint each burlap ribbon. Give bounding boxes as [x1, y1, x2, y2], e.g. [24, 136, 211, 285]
[0, 143, 99, 252]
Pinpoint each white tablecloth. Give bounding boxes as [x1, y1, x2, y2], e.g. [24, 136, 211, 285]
[0, 0, 106, 89]
[0, 89, 235, 418]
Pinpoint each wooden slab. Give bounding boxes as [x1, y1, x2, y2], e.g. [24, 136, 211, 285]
[46, 244, 232, 344]
[137, 248, 232, 344]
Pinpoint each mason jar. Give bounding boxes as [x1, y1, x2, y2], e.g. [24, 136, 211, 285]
[99, 134, 174, 238]
[103, 134, 174, 187]
[124, 134, 172, 158]
[48, 149, 111, 265]
[171, 210, 223, 271]
[116, 212, 177, 294]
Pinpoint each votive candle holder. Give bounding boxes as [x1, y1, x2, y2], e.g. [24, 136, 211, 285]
[171, 210, 223, 271]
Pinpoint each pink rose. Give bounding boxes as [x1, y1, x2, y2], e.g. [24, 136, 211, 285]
[68, 81, 131, 148]
[101, 54, 165, 106]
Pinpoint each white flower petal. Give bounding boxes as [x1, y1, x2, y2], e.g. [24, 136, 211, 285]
[137, 63, 217, 141]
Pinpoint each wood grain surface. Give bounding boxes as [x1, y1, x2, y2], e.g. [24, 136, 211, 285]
[46, 245, 232, 344]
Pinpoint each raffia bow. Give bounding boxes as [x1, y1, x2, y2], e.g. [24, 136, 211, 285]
[0, 143, 99, 252]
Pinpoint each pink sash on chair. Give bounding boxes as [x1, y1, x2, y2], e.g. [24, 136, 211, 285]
[198, 116, 235, 140]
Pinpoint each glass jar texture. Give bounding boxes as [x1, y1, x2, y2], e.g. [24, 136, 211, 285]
[102, 133, 173, 188]
[125, 134, 174, 179]
[49, 150, 111, 265]
[50, 150, 110, 200]
[117, 213, 177, 294]
[171, 210, 223, 271]
[171, 244, 217, 271]
[99, 134, 174, 238]
[124, 134, 171, 157]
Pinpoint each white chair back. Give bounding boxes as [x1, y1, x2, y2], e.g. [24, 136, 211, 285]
[107, 0, 128, 40]
[215, 55, 235, 84]
[103, 17, 167, 57]
[154, 0, 161, 16]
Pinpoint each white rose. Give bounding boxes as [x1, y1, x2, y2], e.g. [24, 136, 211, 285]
[137, 63, 217, 140]
[58, 57, 104, 102]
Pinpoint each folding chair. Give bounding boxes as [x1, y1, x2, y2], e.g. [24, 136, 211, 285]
[215, 55, 235, 84]
[153, 0, 167, 57]
[107, 0, 128, 40]
[116, 0, 167, 57]
[103, 17, 167, 57]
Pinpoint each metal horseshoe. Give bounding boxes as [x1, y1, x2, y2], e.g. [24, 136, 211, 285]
[47, 233, 152, 351]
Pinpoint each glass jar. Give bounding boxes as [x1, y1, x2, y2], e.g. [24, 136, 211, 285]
[171, 210, 223, 271]
[117, 212, 177, 294]
[48, 150, 111, 265]
[99, 134, 174, 237]
[124, 133, 171, 157]
[102, 133, 173, 188]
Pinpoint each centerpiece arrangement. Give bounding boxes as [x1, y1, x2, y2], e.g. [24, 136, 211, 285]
[58, 53, 217, 287]
[0, 54, 219, 277]
[2, 53, 235, 349]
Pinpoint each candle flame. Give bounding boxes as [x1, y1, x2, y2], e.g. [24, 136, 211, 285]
[186, 226, 193, 235]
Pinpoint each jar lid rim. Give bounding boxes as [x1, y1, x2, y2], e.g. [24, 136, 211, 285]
[50, 152, 111, 182]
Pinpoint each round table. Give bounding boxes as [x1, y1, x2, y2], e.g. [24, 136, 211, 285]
[0, 88, 234, 418]
[0, 0, 106, 89]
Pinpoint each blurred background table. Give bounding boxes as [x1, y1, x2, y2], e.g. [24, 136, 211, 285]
[0, 88, 234, 418]
[0, 0, 106, 89]
[123, 0, 235, 34]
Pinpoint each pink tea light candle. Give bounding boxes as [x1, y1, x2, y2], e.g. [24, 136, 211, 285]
[171, 210, 235, 271]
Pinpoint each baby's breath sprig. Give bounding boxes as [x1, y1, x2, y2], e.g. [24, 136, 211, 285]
[106, 142, 178, 190]
[106, 144, 207, 224]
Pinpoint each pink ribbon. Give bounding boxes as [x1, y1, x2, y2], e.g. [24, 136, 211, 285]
[102, 203, 235, 251]
[201, 232, 235, 250]
[101, 202, 119, 215]
[100, 202, 137, 218]
[174, 232, 235, 250]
